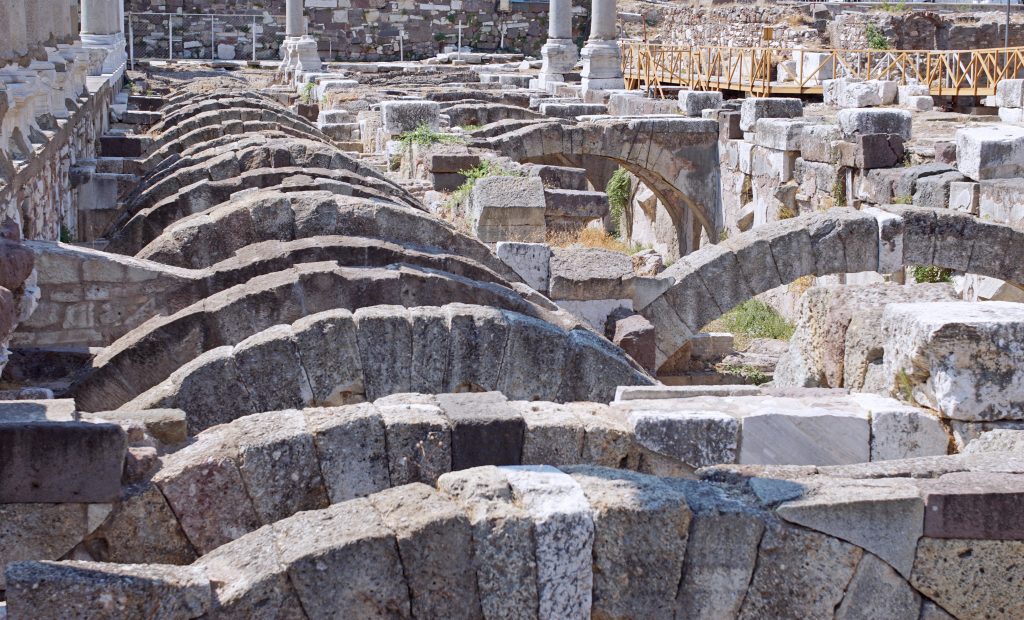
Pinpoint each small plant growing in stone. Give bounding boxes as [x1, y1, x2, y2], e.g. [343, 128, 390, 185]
[865, 24, 890, 50]
[911, 265, 953, 284]
[300, 82, 316, 105]
[718, 363, 770, 386]
[831, 175, 847, 207]
[606, 167, 632, 238]
[443, 160, 521, 215]
[777, 206, 797, 220]
[893, 195, 913, 205]
[895, 368, 914, 401]
[397, 124, 464, 148]
[879, 0, 908, 15]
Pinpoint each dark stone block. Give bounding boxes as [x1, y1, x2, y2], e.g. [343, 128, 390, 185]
[922, 472, 1024, 540]
[719, 111, 743, 141]
[855, 133, 906, 170]
[99, 135, 149, 158]
[0, 421, 127, 502]
[436, 392, 524, 470]
[431, 172, 467, 192]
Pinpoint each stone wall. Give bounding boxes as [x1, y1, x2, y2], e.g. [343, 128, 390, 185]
[126, 0, 592, 61]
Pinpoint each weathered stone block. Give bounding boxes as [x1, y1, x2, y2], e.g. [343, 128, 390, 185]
[380, 100, 440, 135]
[910, 538, 1024, 620]
[739, 97, 803, 132]
[837, 108, 912, 140]
[436, 391, 524, 470]
[471, 176, 547, 243]
[495, 241, 550, 293]
[956, 124, 1024, 181]
[919, 471, 1024, 539]
[678, 90, 724, 117]
[628, 409, 738, 468]
[856, 133, 905, 169]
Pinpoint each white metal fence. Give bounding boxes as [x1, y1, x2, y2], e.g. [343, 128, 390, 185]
[126, 12, 287, 63]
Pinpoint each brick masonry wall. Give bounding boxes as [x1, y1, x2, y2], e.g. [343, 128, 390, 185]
[127, 0, 591, 61]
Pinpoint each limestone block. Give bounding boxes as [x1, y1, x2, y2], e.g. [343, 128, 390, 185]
[837, 108, 912, 140]
[876, 80, 899, 105]
[918, 471, 1024, 539]
[380, 100, 440, 135]
[906, 95, 934, 112]
[99, 483, 197, 565]
[995, 78, 1024, 108]
[565, 467, 691, 620]
[794, 51, 834, 84]
[752, 118, 806, 151]
[292, 310, 365, 406]
[834, 553, 921, 620]
[436, 391, 524, 469]
[369, 484, 482, 619]
[964, 428, 1024, 453]
[538, 102, 607, 118]
[881, 302, 1024, 421]
[5, 561, 211, 620]
[513, 401, 585, 465]
[303, 404, 390, 502]
[998, 107, 1024, 124]
[739, 97, 803, 132]
[910, 538, 1024, 620]
[628, 409, 738, 468]
[354, 305, 412, 400]
[856, 133, 906, 169]
[379, 402, 451, 485]
[606, 93, 676, 116]
[471, 176, 547, 243]
[856, 393, 950, 461]
[737, 521, 862, 619]
[526, 164, 588, 191]
[776, 478, 923, 577]
[437, 467, 539, 620]
[837, 81, 882, 108]
[610, 313, 656, 373]
[956, 124, 1024, 181]
[543, 189, 609, 220]
[800, 123, 842, 163]
[899, 83, 930, 105]
[678, 90, 724, 117]
[913, 170, 969, 210]
[273, 500, 411, 618]
[0, 504, 92, 590]
[504, 465, 594, 620]
[548, 247, 633, 301]
[232, 325, 313, 412]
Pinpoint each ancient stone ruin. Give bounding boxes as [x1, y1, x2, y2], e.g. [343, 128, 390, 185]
[2, 0, 1024, 618]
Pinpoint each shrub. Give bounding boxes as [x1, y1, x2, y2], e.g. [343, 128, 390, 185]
[778, 206, 797, 220]
[300, 82, 315, 105]
[718, 299, 795, 341]
[605, 167, 632, 237]
[911, 265, 953, 284]
[865, 24, 890, 50]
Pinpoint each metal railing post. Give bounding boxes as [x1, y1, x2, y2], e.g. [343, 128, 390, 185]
[128, 13, 135, 71]
[253, 15, 258, 62]
[211, 17, 216, 60]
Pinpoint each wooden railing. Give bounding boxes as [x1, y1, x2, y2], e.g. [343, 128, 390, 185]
[621, 41, 1024, 98]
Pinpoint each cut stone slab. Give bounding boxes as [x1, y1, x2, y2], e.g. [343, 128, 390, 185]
[548, 247, 633, 301]
[740, 403, 870, 466]
[628, 409, 738, 468]
[737, 521, 862, 620]
[881, 302, 1024, 421]
[834, 553, 921, 620]
[918, 471, 1024, 540]
[436, 391, 524, 470]
[956, 124, 1024, 181]
[369, 484, 482, 620]
[381, 100, 441, 135]
[496, 242, 551, 293]
[964, 429, 1024, 453]
[4, 561, 211, 620]
[437, 467, 539, 620]
[0, 504, 91, 590]
[776, 478, 924, 578]
[565, 466, 691, 620]
[513, 401, 585, 466]
[853, 393, 951, 461]
[678, 90, 724, 117]
[503, 465, 594, 620]
[910, 538, 1024, 620]
[739, 97, 803, 132]
[837, 108, 912, 140]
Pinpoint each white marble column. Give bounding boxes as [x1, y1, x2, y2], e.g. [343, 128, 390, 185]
[580, 0, 623, 92]
[80, 0, 127, 77]
[281, 0, 322, 78]
[538, 0, 578, 88]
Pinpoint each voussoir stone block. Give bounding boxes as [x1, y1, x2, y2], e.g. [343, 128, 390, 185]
[369, 483, 482, 620]
[436, 391, 525, 470]
[303, 404, 391, 503]
[513, 401, 586, 466]
[504, 465, 594, 620]
[628, 408, 738, 468]
[834, 553, 921, 620]
[379, 402, 452, 486]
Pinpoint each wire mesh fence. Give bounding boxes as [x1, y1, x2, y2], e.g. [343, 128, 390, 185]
[126, 12, 287, 63]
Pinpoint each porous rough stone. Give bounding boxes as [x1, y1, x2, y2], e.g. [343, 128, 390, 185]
[836, 108, 912, 141]
[628, 409, 738, 468]
[834, 553, 921, 620]
[910, 538, 1024, 620]
[739, 97, 803, 132]
[471, 176, 547, 243]
[381, 100, 441, 134]
[303, 404, 390, 502]
[504, 465, 594, 620]
[513, 401, 585, 466]
[379, 403, 452, 486]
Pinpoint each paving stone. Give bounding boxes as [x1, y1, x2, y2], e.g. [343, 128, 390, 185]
[303, 404, 391, 502]
[272, 499, 410, 619]
[369, 484, 482, 620]
[776, 478, 923, 577]
[437, 467, 539, 620]
[504, 465, 594, 620]
[918, 471, 1024, 540]
[4, 561, 211, 620]
[910, 538, 1024, 620]
[737, 520, 862, 620]
[436, 391, 524, 470]
[566, 467, 691, 620]
[834, 553, 921, 620]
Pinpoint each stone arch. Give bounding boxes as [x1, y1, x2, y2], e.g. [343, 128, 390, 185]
[476, 117, 722, 256]
[641, 206, 1024, 371]
[70, 264, 576, 412]
[113, 305, 652, 426]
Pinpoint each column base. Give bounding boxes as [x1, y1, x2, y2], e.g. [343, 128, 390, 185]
[541, 38, 578, 78]
[280, 36, 323, 79]
[79, 33, 127, 82]
[580, 39, 624, 92]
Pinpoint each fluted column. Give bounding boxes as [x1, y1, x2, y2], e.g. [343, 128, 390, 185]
[280, 0, 322, 79]
[580, 0, 623, 92]
[80, 0, 126, 77]
[539, 0, 578, 88]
